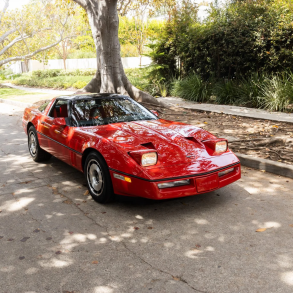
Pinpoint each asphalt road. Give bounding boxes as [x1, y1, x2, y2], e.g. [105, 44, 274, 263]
[0, 103, 293, 293]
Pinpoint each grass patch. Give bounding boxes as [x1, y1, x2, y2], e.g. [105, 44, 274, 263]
[12, 75, 92, 89]
[0, 88, 41, 97]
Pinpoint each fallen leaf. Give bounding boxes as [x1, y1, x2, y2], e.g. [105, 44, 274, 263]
[7, 238, 14, 241]
[33, 229, 40, 233]
[92, 260, 99, 264]
[101, 212, 106, 214]
[84, 190, 89, 196]
[82, 200, 87, 203]
[63, 200, 72, 204]
[55, 251, 62, 255]
[20, 237, 30, 242]
[147, 227, 153, 230]
[195, 244, 201, 249]
[289, 224, 293, 228]
[172, 276, 180, 281]
[134, 227, 139, 230]
[19, 256, 25, 260]
[256, 228, 267, 232]
[69, 231, 74, 235]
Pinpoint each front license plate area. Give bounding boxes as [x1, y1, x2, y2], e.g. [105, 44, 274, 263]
[196, 174, 219, 193]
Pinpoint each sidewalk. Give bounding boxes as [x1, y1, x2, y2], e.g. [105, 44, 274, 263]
[158, 96, 293, 123]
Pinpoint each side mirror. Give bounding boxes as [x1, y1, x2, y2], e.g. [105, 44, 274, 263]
[53, 117, 67, 126]
[150, 110, 159, 117]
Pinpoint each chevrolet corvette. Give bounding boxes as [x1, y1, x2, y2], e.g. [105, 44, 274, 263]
[22, 94, 241, 203]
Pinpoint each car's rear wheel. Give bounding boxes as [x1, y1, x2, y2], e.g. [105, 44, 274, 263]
[28, 126, 51, 162]
[84, 152, 114, 203]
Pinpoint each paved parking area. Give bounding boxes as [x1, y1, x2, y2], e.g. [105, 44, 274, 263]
[0, 103, 293, 293]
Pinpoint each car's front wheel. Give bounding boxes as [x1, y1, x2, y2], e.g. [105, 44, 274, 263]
[28, 126, 51, 162]
[84, 151, 114, 203]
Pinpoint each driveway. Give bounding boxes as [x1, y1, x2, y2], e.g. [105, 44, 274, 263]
[0, 103, 293, 293]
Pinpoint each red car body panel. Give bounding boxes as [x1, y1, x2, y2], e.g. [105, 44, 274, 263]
[22, 96, 241, 200]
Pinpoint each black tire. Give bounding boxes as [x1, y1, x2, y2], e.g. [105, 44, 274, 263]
[28, 126, 51, 162]
[84, 151, 114, 204]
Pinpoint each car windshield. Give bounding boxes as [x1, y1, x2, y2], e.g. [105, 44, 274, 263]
[71, 97, 157, 127]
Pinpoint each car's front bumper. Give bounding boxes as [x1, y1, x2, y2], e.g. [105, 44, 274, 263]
[110, 163, 241, 200]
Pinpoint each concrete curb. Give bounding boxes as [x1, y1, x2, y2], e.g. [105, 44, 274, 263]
[0, 98, 33, 108]
[236, 153, 293, 179]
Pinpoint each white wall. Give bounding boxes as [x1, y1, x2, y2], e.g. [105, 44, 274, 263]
[8, 57, 152, 74]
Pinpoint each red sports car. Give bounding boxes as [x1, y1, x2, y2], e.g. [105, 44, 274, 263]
[22, 94, 241, 203]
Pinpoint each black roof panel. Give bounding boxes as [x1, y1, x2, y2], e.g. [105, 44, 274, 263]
[57, 93, 129, 100]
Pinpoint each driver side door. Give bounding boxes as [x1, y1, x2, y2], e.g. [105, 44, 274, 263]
[39, 99, 72, 165]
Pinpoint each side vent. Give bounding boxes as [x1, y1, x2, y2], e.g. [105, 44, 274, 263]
[140, 142, 156, 150]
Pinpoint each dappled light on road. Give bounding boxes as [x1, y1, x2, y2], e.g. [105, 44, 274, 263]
[1, 103, 293, 292]
[282, 271, 293, 286]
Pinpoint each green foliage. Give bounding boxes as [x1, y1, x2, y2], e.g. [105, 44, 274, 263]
[72, 80, 88, 89]
[13, 75, 92, 89]
[32, 69, 62, 78]
[170, 71, 293, 112]
[121, 44, 139, 57]
[31, 69, 96, 79]
[171, 74, 211, 103]
[152, 0, 293, 79]
[257, 73, 293, 112]
[0, 68, 13, 80]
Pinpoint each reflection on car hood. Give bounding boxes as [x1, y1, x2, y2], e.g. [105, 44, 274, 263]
[83, 119, 223, 165]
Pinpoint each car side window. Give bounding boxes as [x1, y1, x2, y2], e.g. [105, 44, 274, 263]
[48, 100, 69, 119]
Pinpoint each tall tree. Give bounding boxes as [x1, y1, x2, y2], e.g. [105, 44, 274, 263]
[71, 0, 172, 105]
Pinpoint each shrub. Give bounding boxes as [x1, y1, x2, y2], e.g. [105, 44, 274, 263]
[32, 69, 62, 78]
[72, 81, 88, 89]
[257, 74, 293, 112]
[152, 0, 293, 80]
[171, 74, 211, 102]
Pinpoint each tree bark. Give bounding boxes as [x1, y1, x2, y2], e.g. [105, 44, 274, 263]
[73, 0, 166, 107]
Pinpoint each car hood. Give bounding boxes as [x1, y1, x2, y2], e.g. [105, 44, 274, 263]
[82, 118, 236, 166]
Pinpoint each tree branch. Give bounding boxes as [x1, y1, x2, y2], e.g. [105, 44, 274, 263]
[0, 28, 52, 56]
[0, 0, 9, 24]
[0, 28, 17, 43]
[117, 0, 132, 16]
[72, 0, 88, 9]
[0, 37, 64, 67]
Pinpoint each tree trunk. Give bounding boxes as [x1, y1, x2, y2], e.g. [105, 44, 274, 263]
[77, 0, 165, 107]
